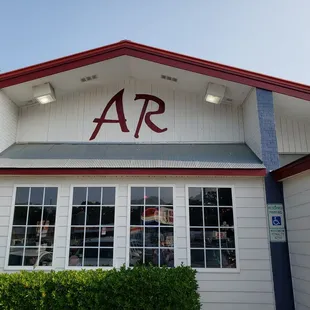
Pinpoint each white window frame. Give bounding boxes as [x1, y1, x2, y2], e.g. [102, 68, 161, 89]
[126, 184, 176, 268]
[186, 184, 240, 273]
[65, 184, 118, 270]
[5, 184, 60, 271]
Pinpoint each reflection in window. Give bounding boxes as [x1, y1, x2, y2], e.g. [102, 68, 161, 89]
[69, 187, 115, 267]
[188, 187, 236, 269]
[129, 187, 174, 267]
[8, 187, 58, 267]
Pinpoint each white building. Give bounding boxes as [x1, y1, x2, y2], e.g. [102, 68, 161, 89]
[1, 40, 310, 310]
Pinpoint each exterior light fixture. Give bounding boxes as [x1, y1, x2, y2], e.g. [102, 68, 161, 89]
[204, 83, 226, 104]
[33, 83, 56, 104]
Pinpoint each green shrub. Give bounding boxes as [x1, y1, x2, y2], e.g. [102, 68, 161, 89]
[0, 265, 200, 310]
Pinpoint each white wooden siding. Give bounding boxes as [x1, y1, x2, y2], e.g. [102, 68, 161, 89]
[243, 88, 262, 159]
[0, 91, 18, 153]
[16, 79, 245, 144]
[0, 176, 274, 309]
[283, 172, 310, 310]
[275, 108, 310, 154]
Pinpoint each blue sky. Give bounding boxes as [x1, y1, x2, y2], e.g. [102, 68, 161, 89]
[0, 0, 309, 84]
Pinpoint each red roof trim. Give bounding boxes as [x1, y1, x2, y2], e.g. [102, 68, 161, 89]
[1, 40, 309, 101]
[0, 168, 266, 176]
[272, 155, 310, 181]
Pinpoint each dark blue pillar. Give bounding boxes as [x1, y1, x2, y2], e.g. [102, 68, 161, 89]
[256, 88, 294, 310]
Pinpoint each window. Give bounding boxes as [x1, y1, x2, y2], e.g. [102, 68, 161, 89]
[129, 186, 174, 267]
[8, 187, 58, 267]
[188, 187, 236, 269]
[68, 187, 116, 267]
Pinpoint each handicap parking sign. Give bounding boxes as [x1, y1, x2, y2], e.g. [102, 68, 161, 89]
[272, 216, 282, 226]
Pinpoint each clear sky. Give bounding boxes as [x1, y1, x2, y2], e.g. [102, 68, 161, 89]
[0, 0, 309, 84]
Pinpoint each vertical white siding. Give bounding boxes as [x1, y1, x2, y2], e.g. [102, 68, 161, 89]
[16, 79, 245, 144]
[0, 176, 274, 309]
[243, 88, 262, 159]
[283, 172, 310, 310]
[0, 91, 18, 153]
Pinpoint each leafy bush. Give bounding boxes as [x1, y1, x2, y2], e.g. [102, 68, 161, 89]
[0, 265, 200, 310]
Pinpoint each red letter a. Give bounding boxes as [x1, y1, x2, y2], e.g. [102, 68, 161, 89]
[89, 89, 130, 141]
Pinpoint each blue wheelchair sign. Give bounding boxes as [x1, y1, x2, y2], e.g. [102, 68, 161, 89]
[272, 216, 282, 226]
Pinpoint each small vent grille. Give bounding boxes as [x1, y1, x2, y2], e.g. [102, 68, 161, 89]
[80, 74, 98, 82]
[161, 75, 178, 82]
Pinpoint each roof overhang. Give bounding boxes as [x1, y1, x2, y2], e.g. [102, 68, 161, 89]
[272, 154, 310, 181]
[1, 40, 310, 101]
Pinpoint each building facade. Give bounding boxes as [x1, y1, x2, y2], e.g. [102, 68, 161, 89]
[0, 41, 310, 309]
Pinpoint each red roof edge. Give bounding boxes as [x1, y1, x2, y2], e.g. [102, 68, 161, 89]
[272, 155, 310, 181]
[1, 40, 310, 101]
[0, 168, 266, 177]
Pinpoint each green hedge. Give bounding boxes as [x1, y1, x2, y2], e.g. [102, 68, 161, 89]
[0, 266, 200, 310]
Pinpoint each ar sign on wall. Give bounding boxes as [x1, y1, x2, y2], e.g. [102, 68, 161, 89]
[267, 204, 286, 242]
[89, 88, 167, 140]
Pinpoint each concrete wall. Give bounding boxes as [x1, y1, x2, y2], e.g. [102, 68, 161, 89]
[283, 172, 310, 310]
[0, 175, 275, 309]
[0, 90, 18, 153]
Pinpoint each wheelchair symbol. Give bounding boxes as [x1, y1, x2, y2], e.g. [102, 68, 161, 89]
[272, 216, 281, 226]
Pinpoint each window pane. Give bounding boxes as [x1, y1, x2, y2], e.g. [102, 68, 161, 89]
[38, 248, 53, 266]
[160, 249, 174, 267]
[219, 208, 234, 227]
[144, 207, 159, 226]
[44, 187, 58, 205]
[190, 228, 204, 248]
[70, 227, 84, 246]
[25, 227, 40, 246]
[101, 207, 115, 225]
[145, 248, 159, 266]
[11, 227, 25, 246]
[84, 248, 98, 266]
[42, 207, 56, 226]
[220, 228, 235, 248]
[218, 188, 232, 206]
[130, 206, 144, 225]
[146, 187, 159, 205]
[86, 206, 100, 225]
[131, 187, 144, 204]
[222, 250, 236, 268]
[24, 247, 39, 266]
[28, 207, 42, 225]
[160, 227, 174, 247]
[13, 207, 27, 225]
[130, 227, 143, 247]
[99, 248, 113, 266]
[102, 187, 115, 205]
[73, 187, 87, 206]
[189, 188, 202, 205]
[41, 227, 55, 247]
[206, 250, 220, 268]
[191, 249, 204, 268]
[145, 227, 159, 247]
[160, 207, 173, 225]
[160, 187, 173, 205]
[189, 207, 203, 226]
[205, 228, 220, 248]
[69, 248, 83, 266]
[203, 188, 217, 206]
[30, 187, 44, 205]
[129, 248, 143, 266]
[87, 187, 101, 205]
[100, 227, 114, 247]
[71, 207, 86, 225]
[15, 187, 29, 205]
[85, 227, 99, 247]
[9, 247, 23, 266]
[204, 207, 218, 226]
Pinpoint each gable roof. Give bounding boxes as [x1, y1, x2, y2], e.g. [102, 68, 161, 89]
[1, 40, 309, 101]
